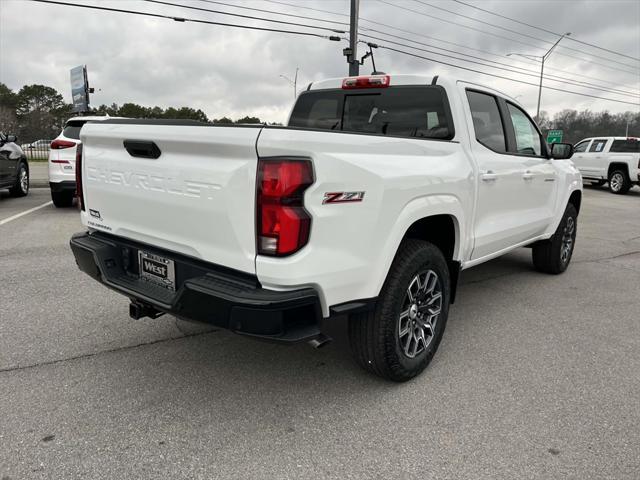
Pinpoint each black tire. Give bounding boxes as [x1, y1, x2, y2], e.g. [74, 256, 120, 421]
[9, 162, 29, 197]
[51, 190, 74, 208]
[532, 204, 577, 274]
[348, 239, 450, 382]
[608, 169, 631, 195]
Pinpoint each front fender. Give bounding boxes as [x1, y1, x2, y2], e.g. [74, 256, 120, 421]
[544, 164, 583, 237]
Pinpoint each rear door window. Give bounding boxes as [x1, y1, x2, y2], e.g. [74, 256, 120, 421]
[588, 139, 607, 153]
[289, 86, 453, 140]
[610, 139, 640, 153]
[62, 120, 88, 140]
[466, 90, 506, 153]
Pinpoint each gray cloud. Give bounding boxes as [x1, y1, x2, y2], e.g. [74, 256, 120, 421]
[1, 0, 638, 122]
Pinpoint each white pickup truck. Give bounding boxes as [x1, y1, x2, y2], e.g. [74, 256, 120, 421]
[571, 136, 640, 194]
[70, 74, 582, 381]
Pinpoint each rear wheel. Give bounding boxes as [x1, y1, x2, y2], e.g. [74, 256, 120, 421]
[348, 239, 450, 382]
[9, 162, 29, 197]
[608, 169, 631, 194]
[51, 190, 74, 208]
[532, 204, 577, 274]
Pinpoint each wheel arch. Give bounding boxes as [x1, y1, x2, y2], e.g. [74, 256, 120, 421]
[568, 189, 582, 214]
[402, 214, 462, 303]
[18, 156, 29, 174]
[608, 162, 629, 178]
[373, 195, 465, 305]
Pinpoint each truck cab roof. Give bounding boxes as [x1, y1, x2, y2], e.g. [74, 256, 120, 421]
[306, 73, 525, 111]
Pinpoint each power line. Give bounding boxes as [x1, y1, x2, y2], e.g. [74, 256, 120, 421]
[410, 0, 640, 70]
[263, 0, 350, 20]
[198, 0, 350, 27]
[376, 0, 640, 76]
[190, 0, 636, 95]
[260, 0, 639, 86]
[355, 27, 639, 96]
[181, 0, 635, 93]
[374, 43, 640, 106]
[452, 0, 640, 63]
[30, 0, 344, 40]
[359, 33, 639, 98]
[142, 0, 346, 34]
[34, 0, 637, 107]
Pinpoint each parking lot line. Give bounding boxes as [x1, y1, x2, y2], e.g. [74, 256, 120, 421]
[0, 201, 53, 226]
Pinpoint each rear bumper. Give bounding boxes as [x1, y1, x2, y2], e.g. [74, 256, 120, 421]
[70, 231, 324, 343]
[50, 181, 76, 193]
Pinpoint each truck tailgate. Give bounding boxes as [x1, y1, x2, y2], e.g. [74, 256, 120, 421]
[80, 122, 262, 274]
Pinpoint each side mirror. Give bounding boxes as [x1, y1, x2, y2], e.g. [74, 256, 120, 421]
[550, 142, 573, 160]
[6, 134, 17, 143]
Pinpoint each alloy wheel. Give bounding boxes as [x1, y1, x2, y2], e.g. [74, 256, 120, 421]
[398, 270, 443, 359]
[560, 216, 575, 264]
[610, 173, 623, 192]
[19, 168, 28, 194]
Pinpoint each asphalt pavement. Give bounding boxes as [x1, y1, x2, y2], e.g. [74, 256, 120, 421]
[27, 162, 48, 189]
[1, 186, 639, 479]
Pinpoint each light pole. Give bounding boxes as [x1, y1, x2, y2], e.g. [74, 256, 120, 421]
[508, 32, 571, 120]
[279, 67, 299, 100]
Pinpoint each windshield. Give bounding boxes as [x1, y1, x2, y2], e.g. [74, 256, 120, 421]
[289, 86, 453, 140]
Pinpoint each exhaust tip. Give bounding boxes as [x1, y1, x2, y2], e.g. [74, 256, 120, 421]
[308, 333, 332, 349]
[129, 301, 164, 320]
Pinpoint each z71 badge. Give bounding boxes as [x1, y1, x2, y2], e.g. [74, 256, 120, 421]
[322, 191, 365, 204]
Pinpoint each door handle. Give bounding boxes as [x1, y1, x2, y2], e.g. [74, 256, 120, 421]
[481, 171, 498, 182]
[522, 171, 534, 180]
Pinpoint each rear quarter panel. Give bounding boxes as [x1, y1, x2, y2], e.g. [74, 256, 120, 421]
[256, 127, 472, 315]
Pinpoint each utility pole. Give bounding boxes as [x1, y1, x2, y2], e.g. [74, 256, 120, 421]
[507, 32, 570, 120]
[348, 0, 360, 76]
[279, 67, 299, 100]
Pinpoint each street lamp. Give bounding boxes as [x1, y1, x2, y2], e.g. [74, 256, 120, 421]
[508, 32, 571, 120]
[279, 67, 299, 100]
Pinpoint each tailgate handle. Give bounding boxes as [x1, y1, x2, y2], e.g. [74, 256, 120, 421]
[123, 140, 161, 159]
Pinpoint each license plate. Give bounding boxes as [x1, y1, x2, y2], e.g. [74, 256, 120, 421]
[138, 251, 176, 291]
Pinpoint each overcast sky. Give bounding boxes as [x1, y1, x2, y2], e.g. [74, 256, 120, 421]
[1, 0, 639, 122]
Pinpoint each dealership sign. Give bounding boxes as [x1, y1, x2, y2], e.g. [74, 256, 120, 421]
[70, 65, 90, 113]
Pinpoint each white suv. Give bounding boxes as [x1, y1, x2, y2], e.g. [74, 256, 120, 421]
[48, 116, 119, 207]
[571, 137, 640, 194]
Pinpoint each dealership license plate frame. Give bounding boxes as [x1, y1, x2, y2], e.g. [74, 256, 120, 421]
[138, 250, 176, 292]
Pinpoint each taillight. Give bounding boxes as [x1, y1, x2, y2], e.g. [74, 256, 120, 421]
[51, 139, 76, 149]
[342, 75, 391, 89]
[257, 158, 313, 256]
[75, 143, 85, 211]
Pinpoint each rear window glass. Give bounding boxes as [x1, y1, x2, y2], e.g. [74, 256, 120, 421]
[289, 86, 453, 140]
[610, 139, 640, 153]
[589, 139, 607, 152]
[62, 120, 88, 140]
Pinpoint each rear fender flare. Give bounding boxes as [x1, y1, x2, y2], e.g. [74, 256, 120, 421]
[371, 194, 465, 297]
